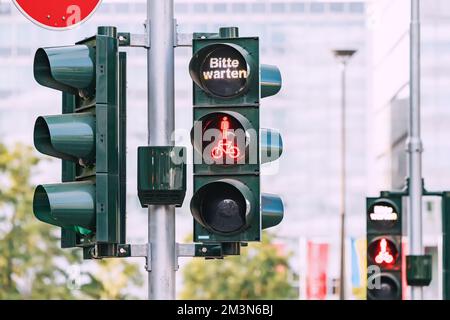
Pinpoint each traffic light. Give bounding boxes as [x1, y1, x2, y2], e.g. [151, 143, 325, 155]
[366, 196, 403, 300]
[32, 26, 127, 258]
[189, 27, 284, 244]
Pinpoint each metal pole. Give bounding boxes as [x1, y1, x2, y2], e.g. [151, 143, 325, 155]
[332, 49, 356, 300]
[339, 61, 347, 301]
[408, 0, 423, 300]
[147, 0, 176, 300]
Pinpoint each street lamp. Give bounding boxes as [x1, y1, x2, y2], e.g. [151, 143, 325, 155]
[332, 48, 357, 301]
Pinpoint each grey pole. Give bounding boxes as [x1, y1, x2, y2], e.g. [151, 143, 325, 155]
[339, 61, 347, 301]
[147, 0, 176, 300]
[408, 0, 423, 300]
[332, 49, 356, 300]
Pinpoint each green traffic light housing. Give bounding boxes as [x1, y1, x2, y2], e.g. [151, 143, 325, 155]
[261, 128, 283, 164]
[261, 194, 284, 229]
[34, 113, 96, 163]
[34, 45, 95, 96]
[261, 64, 282, 98]
[366, 195, 403, 300]
[32, 27, 127, 257]
[33, 182, 95, 233]
[190, 27, 284, 246]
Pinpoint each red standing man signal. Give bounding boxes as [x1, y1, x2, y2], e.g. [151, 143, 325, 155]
[375, 238, 395, 265]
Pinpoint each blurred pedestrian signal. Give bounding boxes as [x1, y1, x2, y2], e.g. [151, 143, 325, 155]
[366, 196, 403, 300]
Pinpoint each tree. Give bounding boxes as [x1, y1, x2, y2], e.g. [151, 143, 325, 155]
[180, 233, 298, 300]
[0, 142, 142, 299]
[81, 259, 143, 299]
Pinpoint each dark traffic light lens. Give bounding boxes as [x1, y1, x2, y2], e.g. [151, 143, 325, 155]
[199, 45, 248, 98]
[191, 181, 248, 234]
[201, 183, 246, 233]
[368, 237, 399, 267]
[367, 274, 401, 300]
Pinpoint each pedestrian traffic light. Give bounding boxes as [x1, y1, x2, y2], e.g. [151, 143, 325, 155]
[366, 196, 403, 300]
[189, 27, 284, 244]
[32, 26, 127, 258]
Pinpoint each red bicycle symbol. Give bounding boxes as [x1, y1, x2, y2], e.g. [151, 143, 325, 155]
[211, 140, 240, 159]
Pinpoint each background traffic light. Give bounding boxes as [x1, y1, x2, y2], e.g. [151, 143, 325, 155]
[189, 27, 284, 245]
[32, 26, 127, 258]
[366, 196, 403, 300]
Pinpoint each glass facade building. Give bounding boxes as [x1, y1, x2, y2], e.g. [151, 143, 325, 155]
[0, 0, 368, 298]
[367, 0, 450, 299]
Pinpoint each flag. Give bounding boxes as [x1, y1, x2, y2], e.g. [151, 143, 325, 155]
[306, 241, 329, 300]
[351, 237, 367, 299]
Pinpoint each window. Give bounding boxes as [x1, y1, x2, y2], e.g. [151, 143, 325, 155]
[0, 66, 11, 89]
[98, 3, 112, 13]
[0, 3, 11, 15]
[310, 3, 325, 13]
[330, 3, 344, 13]
[0, 48, 11, 56]
[115, 3, 129, 13]
[17, 24, 32, 45]
[271, 32, 285, 45]
[251, 3, 265, 13]
[17, 47, 31, 56]
[193, 23, 208, 33]
[271, 3, 285, 13]
[291, 3, 305, 13]
[213, 3, 227, 13]
[175, 3, 189, 13]
[349, 2, 365, 14]
[0, 24, 12, 46]
[135, 3, 146, 13]
[0, 90, 11, 98]
[232, 3, 246, 13]
[193, 3, 207, 13]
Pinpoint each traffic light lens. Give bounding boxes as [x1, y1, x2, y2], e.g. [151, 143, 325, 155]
[368, 237, 399, 267]
[368, 201, 399, 230]
[199, 45, 248, 98]
[211, 116, 241, 160]
[191, 181, 248, 234]
[202, 183, 246, 233]
[367, 274, 400, 300]
[199, 113, 247, 164]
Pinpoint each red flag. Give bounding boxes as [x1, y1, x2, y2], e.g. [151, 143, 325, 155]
[306, 241, 329, 300]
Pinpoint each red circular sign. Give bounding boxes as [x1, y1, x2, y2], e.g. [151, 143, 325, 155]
[13, 0, 102, 30]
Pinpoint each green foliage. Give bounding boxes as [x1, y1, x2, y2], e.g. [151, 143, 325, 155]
[180, 233, 298, 300]
[0, 142, 142, 299]
[81, 259, 143, 300]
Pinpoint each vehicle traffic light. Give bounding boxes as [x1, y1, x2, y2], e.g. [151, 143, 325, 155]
[366, 196, 403, 300]
[189, 27, 284, 244]
[32, 26, 127, 258]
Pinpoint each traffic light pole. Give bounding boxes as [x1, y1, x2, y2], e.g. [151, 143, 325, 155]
[147, 0, 176, 300]
[408, 0, 423, 300]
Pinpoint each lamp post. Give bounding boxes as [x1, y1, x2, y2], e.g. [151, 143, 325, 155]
[332, 49, 357, 300]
